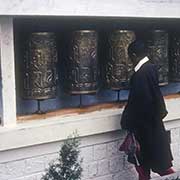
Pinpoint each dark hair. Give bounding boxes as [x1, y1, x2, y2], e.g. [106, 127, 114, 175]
[128, 40, 147, 58]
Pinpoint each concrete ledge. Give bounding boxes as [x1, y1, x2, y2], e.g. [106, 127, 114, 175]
[0, 97, 179, 152]
[0, 107, 123, 152]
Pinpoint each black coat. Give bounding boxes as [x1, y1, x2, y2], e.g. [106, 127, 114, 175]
[121, 61, 173, 172]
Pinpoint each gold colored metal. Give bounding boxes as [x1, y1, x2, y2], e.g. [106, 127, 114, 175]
[23, 32, 58, 100]
[169, 31, 180, 82]
[104, 30, 136, 90]
[62, 30, 99, 95]
[146, 30, 169, 86]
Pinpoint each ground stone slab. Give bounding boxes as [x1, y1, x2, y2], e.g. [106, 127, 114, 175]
[152, 171, 180, 180]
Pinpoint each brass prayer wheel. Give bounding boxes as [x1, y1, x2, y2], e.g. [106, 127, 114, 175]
[169, 32, 180, 82]
[63, 30, 99, 95]
[23, 32, 58, 100]
[146, 30, 169, 86]
[104, 30, 136, 90]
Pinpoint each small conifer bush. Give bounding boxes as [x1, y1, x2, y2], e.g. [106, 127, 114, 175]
[41, 133, 83, 180]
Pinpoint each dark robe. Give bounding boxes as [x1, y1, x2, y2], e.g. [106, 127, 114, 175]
[121, 61, 173, 173]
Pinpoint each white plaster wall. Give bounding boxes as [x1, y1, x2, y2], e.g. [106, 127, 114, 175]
[0, 17, 16, 126]
[0, 0, 180, 18]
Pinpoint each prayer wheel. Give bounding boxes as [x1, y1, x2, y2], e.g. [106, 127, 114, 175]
[104, 30, 136, 90]
[169, 32, 180, 82]
[23, 32, 58, 100]
[63, 30, 99, 94]
[146, 30, 169, 86]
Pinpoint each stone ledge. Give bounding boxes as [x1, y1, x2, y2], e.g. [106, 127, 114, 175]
[152, 172, 180, 180]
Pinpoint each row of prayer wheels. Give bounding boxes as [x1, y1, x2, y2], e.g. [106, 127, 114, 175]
[22, 30, 180, 101]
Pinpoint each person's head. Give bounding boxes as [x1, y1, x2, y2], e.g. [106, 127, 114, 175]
[128, 40, 147, 66]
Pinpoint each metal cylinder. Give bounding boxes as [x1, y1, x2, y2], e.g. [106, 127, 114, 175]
[104, 30, 136, 90]
[146, 30, 169, 86]
[23, 32, 58, 100]
[169, 32, 180, 82]
[63, 30, 99, 95]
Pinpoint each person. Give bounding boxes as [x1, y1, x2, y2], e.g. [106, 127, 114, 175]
[120, 40, 175, 180]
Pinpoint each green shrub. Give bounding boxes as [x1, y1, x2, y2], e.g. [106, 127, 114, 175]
[41, 133, 83, 180]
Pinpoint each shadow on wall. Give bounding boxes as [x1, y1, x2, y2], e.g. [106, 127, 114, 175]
[15, 82, 180, 115]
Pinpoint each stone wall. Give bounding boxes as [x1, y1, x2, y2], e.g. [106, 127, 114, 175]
[0, 127, 179, 180]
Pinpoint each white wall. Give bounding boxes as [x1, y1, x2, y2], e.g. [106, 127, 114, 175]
[0, 0, 180, 18]
[0, 128, 180, 180]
